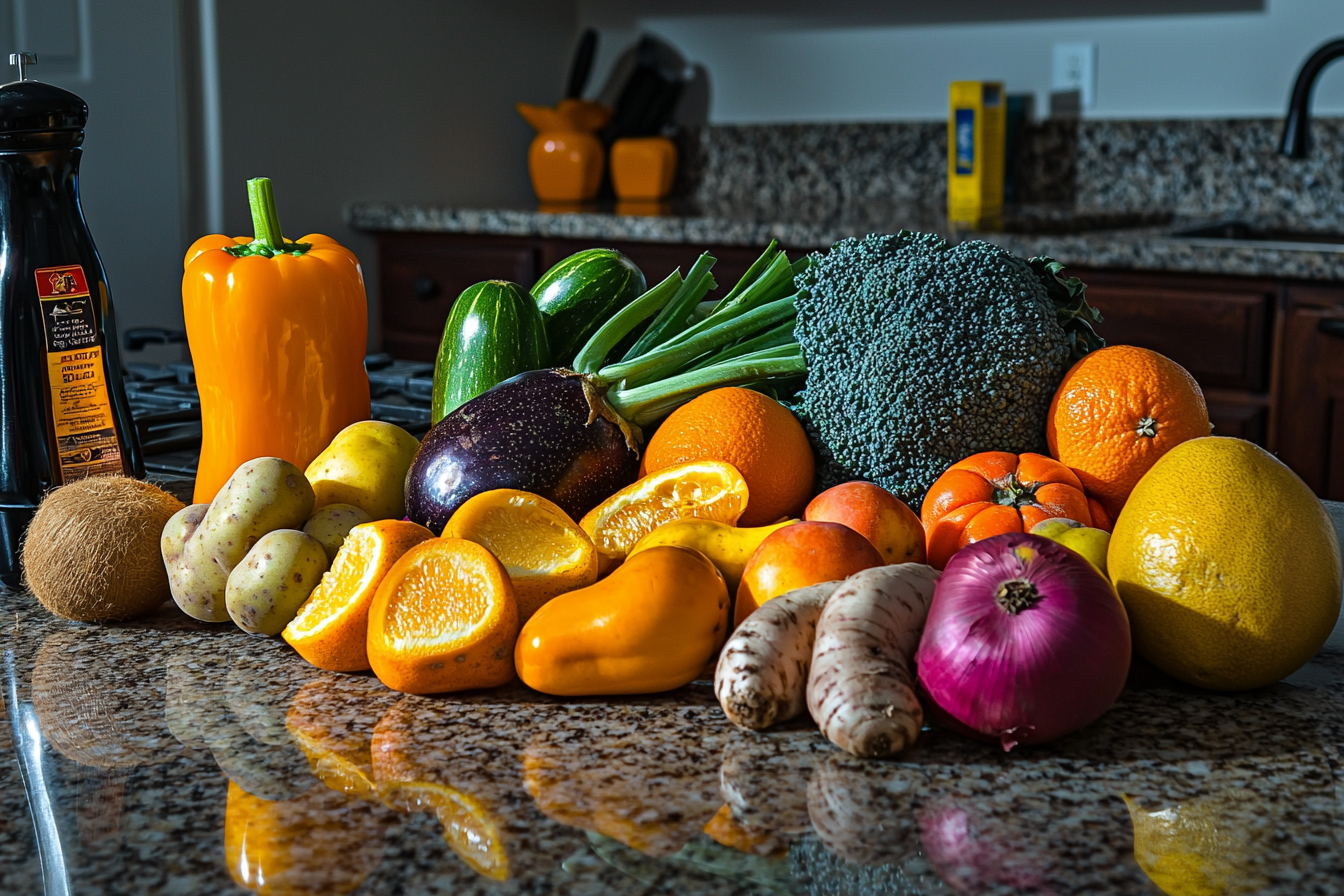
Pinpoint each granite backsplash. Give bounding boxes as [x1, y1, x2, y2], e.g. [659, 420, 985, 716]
[681, 118, 1344, 230]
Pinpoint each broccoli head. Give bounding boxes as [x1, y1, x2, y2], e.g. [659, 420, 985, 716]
[792, 231, 1103, 504]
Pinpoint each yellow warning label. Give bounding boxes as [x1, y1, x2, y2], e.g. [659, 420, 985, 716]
[35, 265, 124, 482]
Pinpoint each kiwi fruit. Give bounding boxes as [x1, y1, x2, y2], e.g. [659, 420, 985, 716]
[23, 475, 185, 622]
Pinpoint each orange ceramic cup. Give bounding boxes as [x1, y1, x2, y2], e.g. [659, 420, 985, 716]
[611, 137, 678, 201]
[528, 131, 604, 202]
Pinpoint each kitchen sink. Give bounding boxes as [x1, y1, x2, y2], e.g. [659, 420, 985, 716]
[1173, 221, 1344, 250]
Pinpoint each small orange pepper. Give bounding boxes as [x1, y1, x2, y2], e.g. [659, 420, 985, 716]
[182, 178, 370, 503]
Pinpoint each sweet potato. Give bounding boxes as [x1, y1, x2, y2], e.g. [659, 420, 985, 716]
[715, 581, 842, 730]
[805, 564, 940, 757]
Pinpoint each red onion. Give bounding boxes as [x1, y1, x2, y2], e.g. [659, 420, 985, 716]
[915, 532, 1130, 750]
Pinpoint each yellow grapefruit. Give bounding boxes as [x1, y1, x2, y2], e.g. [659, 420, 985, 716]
[1108, 437, 1341, 690]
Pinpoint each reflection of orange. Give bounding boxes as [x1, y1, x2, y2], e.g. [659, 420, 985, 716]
[285, 675, 401, 801]
[368, 696, 577, 881]
[223, 780, 385, 896]
[702, 805, 790, 858]
[522, 727, 722, 857]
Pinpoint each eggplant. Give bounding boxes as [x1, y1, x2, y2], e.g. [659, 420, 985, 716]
[405, 369, 640, 531]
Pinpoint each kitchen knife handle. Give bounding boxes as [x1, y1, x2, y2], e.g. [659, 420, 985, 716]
[567, 28, 598, 99]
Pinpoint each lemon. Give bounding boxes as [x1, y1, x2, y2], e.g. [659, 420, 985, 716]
[1108, 437, 1342, 690]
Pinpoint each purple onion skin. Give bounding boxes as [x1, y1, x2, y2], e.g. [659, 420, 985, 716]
[915, 533, 1131, 751]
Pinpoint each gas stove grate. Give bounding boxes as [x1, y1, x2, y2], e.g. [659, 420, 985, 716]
[124, 353, 435, 477]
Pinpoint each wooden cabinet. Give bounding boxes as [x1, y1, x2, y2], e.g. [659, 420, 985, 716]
[1276, 285, 1344, 500]
[373, 232, 1340, 498]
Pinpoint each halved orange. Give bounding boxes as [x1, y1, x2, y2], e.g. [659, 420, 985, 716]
[283, 520, 435, 671]
[443, 489, 597, 622]
[366, 538, 519, 694]
[579, 460, 749, 573]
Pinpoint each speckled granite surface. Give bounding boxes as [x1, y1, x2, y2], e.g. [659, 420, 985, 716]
[350, 117, 1344, 281]
[5, 574, 1344, 895]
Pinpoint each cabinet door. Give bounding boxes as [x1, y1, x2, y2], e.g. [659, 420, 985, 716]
[379, 235, 537, 361]
[1079, 273, 1275, 392]
[1277, 289, 1344, 499]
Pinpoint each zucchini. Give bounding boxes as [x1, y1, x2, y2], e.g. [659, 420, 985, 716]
[431, 280, 550, 422]
[531, 248, 646, 365]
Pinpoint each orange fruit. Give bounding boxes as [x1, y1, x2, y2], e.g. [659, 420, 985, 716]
[1046, 345, 1210, 515]
[642, 387, 814, 527]
[286, 674, 401, 800]
[735, 521, 883, 626]
[282, 519, 434, 672]
[805, 481, 926, 564]
[443, 489, 598, 622]
[366, 538, 519, 694]
[579, 460, 749, 573]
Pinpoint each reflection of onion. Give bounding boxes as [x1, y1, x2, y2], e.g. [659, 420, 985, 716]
[918, 798, 1056, 895]
[916, 534, 1131, 750]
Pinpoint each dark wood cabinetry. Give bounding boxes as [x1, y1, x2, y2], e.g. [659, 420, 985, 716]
[373, 232, 1342, 498]
[1276, 285, 1344, 500]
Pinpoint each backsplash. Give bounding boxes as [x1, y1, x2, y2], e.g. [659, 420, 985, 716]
[683, 118, 1344, 230]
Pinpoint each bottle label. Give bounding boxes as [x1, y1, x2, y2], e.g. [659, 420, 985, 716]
[35, 265, 124, 483]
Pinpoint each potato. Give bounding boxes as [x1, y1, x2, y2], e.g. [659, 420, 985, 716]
[225, 530, 328, 635]
[200, 457, 316, 570]
[302, 503, 373, 562]
[163, 458, 315, 623]
[162, 503, 231, 622]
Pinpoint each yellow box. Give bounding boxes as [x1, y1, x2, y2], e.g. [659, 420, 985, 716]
[947, 81, 1005, 226]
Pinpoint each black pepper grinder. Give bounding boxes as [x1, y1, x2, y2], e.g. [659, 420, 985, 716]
[0, 53, 144, 587]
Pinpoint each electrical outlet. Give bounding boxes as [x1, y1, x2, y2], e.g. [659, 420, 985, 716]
[1052, 42, 1097, 109]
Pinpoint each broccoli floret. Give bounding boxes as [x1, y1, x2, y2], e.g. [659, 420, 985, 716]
[792, 231, 1103, 505]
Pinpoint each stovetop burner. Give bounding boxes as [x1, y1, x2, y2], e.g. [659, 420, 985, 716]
[124, 353, 434, 477]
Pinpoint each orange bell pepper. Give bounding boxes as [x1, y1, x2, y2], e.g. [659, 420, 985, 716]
[182, 178, 370, 503]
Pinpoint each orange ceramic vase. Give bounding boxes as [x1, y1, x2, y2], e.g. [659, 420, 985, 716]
[610, 137, 678, 200]
[517, 100, 611, 203]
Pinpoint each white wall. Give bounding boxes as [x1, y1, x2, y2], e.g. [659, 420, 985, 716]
[214, 1, 578, 347]
[580, 0, 1344, 122]
[16, 0, 190, 363]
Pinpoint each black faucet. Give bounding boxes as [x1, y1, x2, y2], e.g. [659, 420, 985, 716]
[1280, 37, 1344, 157]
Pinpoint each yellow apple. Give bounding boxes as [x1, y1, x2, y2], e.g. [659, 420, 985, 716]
[1029, 517, 1111, 577]
[305, 421, 420, 521]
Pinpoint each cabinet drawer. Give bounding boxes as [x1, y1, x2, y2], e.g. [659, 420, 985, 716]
[1083, 281, 1273, 391]
[379, 235, 537, 361]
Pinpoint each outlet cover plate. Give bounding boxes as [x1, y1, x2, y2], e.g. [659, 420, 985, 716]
[1052, 42, 1097, 109]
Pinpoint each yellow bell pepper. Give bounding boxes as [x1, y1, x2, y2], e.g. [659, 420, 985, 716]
[182, 178, 370, 503]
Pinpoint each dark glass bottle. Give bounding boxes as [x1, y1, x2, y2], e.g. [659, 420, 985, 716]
[0, 56, 143, 585]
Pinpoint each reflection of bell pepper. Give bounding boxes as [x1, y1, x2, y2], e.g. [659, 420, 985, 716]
[183, 178, 370, 503]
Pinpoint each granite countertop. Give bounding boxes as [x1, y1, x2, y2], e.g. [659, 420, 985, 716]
[5, 531, 1344, 896]
[349, 199, 1344, 282]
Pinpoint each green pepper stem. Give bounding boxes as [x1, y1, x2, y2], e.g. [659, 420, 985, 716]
[248, 178, 284, 249]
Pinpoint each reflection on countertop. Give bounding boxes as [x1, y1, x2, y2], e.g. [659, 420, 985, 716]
[4, 587, 1344, 896]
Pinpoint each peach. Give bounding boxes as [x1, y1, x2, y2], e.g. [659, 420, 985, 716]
[734, 521, 883, 627]
[804, 481, 926, 565]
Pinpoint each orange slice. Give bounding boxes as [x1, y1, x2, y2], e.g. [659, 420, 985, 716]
[702, 804, 791, 858]
[579, 460, 749, 573]
[443, 489, 598, 622]
[283, 520, 435, 672]
[366, 538, 519, 694]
